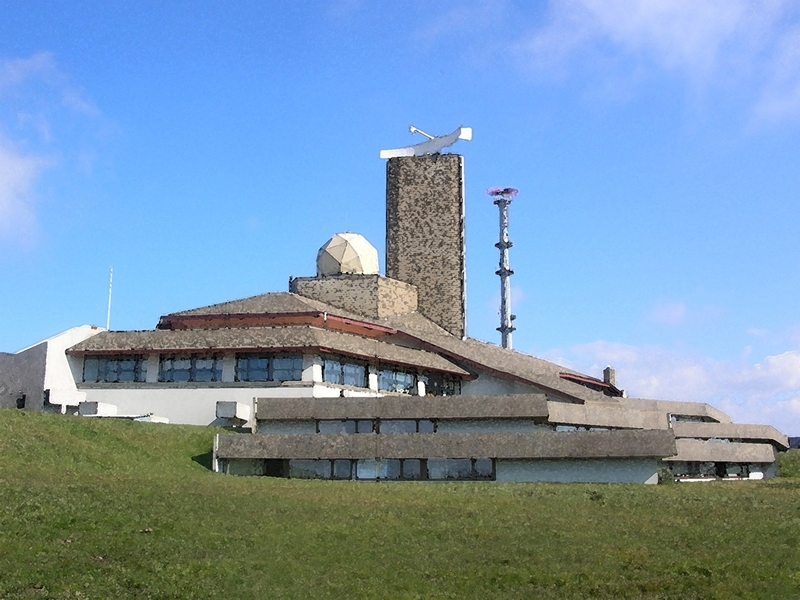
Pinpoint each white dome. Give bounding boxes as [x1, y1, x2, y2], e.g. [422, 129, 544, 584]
[316, 233, 379, 276]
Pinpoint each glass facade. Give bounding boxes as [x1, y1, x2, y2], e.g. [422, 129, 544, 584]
[159, 355, 223, 383]
[83, 355, 147, 383]
[284, 458, 495, 481]
[323, 355, 367, 387]
[316, 419, 436, 434]
[235, 353, 303, 382]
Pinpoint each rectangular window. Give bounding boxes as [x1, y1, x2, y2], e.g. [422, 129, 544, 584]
[420, 372, 462, 396]
[322, 355, 367, 388]
[332, 459, 352, 479]
[318, 420, 357, 435]
[289, 460, 331, 479]
[378, 368, 416, 394]
[235, 353, 302, 382]
[380, 420, 417, 434]
[428, 458, 495, 480]
[236, 356, 270, 382]
[418, 419, 436, 434]
[272, 355, 302, 381]
[402, 459, 421, 479]
[83, 355, 147, 383]
[317, 420, 373, 434]
[159, 355, 222, 383]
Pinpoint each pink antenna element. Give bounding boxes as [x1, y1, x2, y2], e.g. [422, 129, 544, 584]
[486, 187, 518, 349]
[487, 187, 519, 197]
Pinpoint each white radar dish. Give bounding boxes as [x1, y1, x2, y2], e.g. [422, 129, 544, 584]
[316, 233, 379, 276]
[380, 126, 472, 159]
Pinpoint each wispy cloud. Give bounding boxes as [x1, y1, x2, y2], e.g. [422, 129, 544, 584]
[0, 52, 101, 245]
[410, 0, 510, 61]
[0, 137, 48, 244]
[544, 339, 800, 435]
[649, 300, 686, 325]
[511, 0, 800, 123]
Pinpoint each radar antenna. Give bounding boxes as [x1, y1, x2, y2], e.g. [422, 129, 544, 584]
[380, 126, 472, 159]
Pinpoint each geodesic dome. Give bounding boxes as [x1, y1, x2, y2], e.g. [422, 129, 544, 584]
[316, 233, 379, 276]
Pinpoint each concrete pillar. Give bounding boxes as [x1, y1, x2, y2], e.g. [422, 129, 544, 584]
[368, 364, 379, 391]
[386, 154, 466, 338]
[146, 354, 160, 384]
[303, 354, 323, 383]
[221, 353, 236, 382]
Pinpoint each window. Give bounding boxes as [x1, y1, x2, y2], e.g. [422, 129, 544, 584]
[159, 355, 222, 383]
[235, 353, 302, 382]
[315, 419, 435, 434]
[380, 420, 437, 434]
[283, 458, 493, 481]
[420, 372, 462, 396]
[323, 355, 367, 387]
[378, 368, 416, 394]
[377, 367, 462, 396]
[427, 458, 495, 480]
[83, 355, 147, 383]
[317, 420, 374, 434]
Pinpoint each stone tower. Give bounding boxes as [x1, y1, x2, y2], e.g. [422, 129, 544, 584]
[385, 154, 466, 338]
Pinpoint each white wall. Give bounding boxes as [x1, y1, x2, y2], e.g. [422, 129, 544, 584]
[80, 381, 385, 426]
[43, 325, 104, 411]
[461, 372, 539, 396]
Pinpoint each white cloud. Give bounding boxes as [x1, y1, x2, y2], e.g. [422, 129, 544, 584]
[411, 1, 509, 51]
[0, 137, 47, 243]
[543, 340, 800, 435]
[0, 53, 101, 245]
[513, 0, 800, 123]
[0, 52, 55, 90]
[649, 300, 686, 325]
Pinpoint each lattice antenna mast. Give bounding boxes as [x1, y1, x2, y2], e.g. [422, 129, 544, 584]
[487, 188, 518, 349]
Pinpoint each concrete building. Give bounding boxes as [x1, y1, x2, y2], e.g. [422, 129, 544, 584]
[1, 152, 789, 482]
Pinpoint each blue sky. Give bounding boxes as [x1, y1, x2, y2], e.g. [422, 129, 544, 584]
[2, 1, 799, 434]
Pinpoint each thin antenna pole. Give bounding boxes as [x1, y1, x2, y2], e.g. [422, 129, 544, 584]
[106, 267, 113, 330]
[487, 188, 518, 349]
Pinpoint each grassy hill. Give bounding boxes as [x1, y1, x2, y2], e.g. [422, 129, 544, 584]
[1, 410, 798, 599]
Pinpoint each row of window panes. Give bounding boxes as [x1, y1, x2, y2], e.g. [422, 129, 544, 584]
[83, 355, 147, 383]
[160, 355, 223, 382]
[322, 355, 367, 387]
[82, 353, 460, 394]
[83, 353, 303, 383]
[316, 419, 436, 435]
[235, 354, 303, 382]
[378, 368, 462, 396]
[669, 461, 756, 478]
[287, 458, 494, 480]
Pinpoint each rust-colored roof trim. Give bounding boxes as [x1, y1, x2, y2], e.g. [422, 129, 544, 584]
[157, 311, 397, 338]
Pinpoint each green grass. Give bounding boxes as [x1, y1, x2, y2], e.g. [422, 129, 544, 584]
[1, 411, 799, 599]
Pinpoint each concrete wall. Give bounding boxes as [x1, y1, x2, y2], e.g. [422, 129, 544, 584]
[461, 372, 540, 396]
[215, 429, 677, 461]
[618, 397, 731, 424]
[496, 458, 661, 484]
[0, 343, 46, 410]
[255, 394, 548, 421]
[386, 154, 466, 338]
[292, 275, 418, 319]
[547, 400, 669, 430]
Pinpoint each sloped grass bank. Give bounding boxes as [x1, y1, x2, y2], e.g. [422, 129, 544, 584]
[1, 411, 799, 599]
